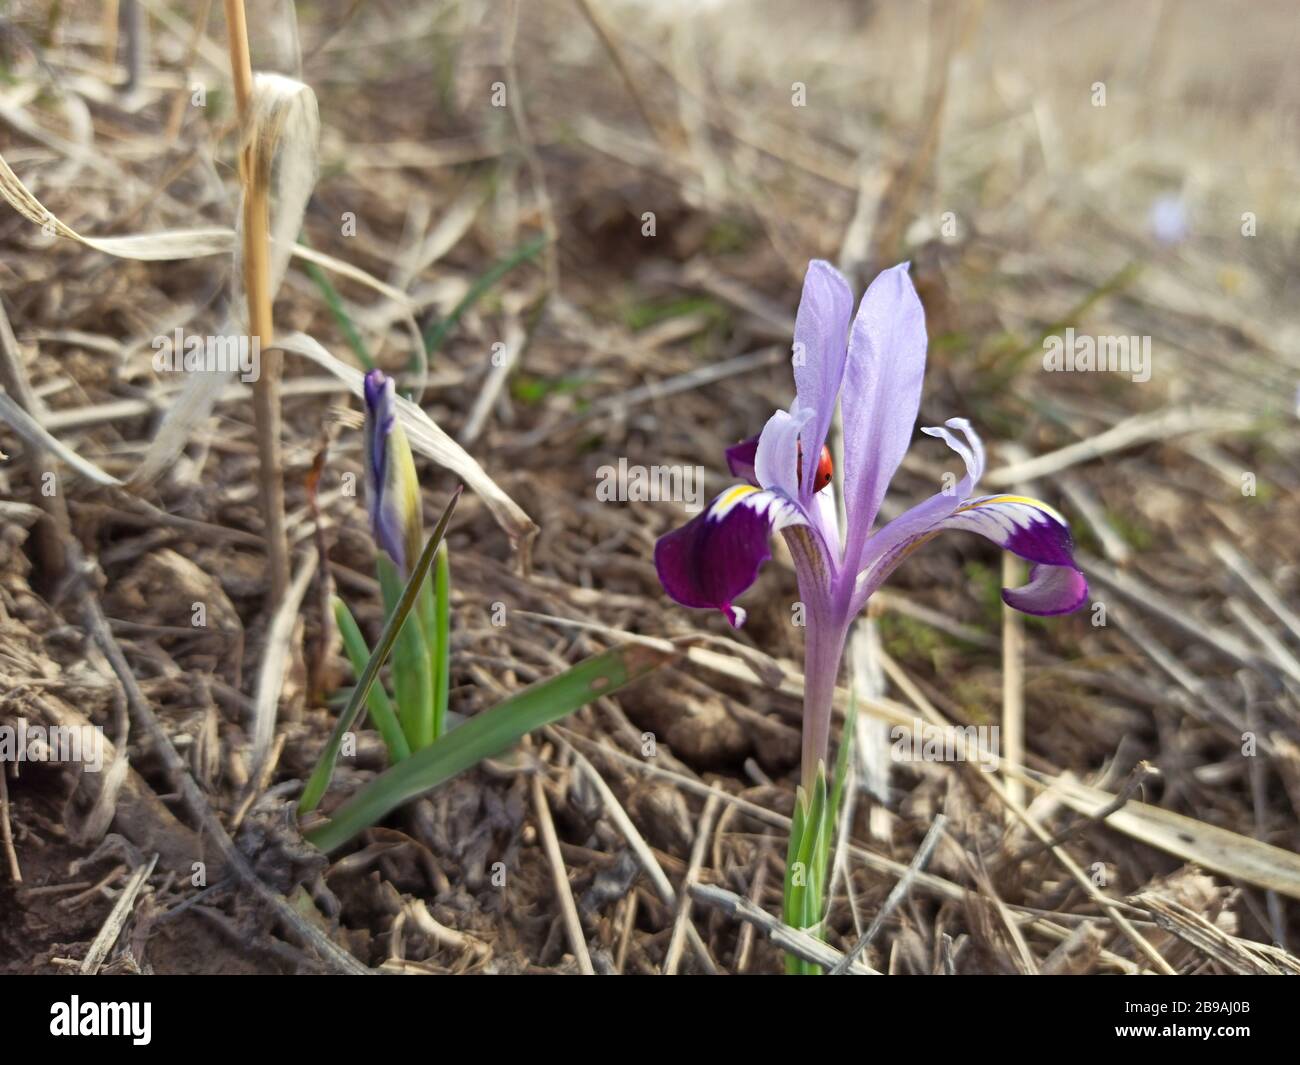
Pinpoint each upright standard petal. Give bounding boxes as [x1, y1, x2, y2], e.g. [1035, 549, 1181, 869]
[363, 369, 424, 574]
[840, 263, 928, 570]
[654, 485, 806, 628]
[790, 260, 854, 498]
[754, 408, 809, 499]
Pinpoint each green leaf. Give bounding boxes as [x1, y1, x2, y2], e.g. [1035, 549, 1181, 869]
[784, 783, 819, 975]
[802, 765, 829, 927]
[298, 486, 462, 815]
[783, 787, 807, 926]
[332, 597, 410, 763]
[830, 694, 857, 825]
[379, 557, 434, 750]
[783, 767, 830, 975]
[303, 643, 671, 852]
[300, 234, 374, 369]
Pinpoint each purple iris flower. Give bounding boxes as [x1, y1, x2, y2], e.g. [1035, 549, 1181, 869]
[654, 261, 1088, 791]
[363, 368, 423, 575]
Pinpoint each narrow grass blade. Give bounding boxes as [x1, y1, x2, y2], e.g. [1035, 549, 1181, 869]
[332, 597, 409, 763]
[431, 542, 451, 740]
[421, 233, 547, 356]
[303, 643, 672, 851]
[808, 766, 831, 924]
[302, 239, 374, 369]
[298, 485, 462, 814]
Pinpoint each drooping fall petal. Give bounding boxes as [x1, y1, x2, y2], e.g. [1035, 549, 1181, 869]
[1001, 563, 1090, 616]
[654, 485, 807, 627]
[855, 491, 1088, 617]
[940, 494, 1079, 569]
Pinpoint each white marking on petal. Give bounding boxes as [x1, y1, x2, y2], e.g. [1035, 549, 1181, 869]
[943, 494, 1067, 547]
[707, 485, 805, 532]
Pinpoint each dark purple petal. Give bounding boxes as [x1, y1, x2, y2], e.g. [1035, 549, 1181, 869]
[654, 486, 806, 627]
[363, 368, 393, 503]
[840, 263, 927, 570]
[1002, 563, 1089, 616]
[791, 260, 854, 497]
[941, 494, 1087, 615]
[939, 494, 1078, 568]
[725, 435, 760, 485]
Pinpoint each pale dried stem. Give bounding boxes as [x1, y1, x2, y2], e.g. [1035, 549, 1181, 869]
[224, 0, 290, 604]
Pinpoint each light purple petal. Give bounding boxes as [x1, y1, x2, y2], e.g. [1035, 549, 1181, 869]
[1149, 194, 1189, 246]
[725, 435, 760, 485]
[810, 484, 842, 559]
[850, 417, 984, 606]
[840, 263, 928, 571]
[791, 260, 854, 497]
[755, 408, 808, 499]
[1002, 563, 1089, 616]
[920, 417, 984, 488]
[654, 485, 806, 627]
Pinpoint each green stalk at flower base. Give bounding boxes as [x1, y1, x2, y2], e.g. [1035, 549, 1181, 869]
[305, 369, 671, 857]
[363, 367, 449, 751]
[783, 767, 829, 975]
[781, 699, 856, 973]
[379, 555, 434, 750]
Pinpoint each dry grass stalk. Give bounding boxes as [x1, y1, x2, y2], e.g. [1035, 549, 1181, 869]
[223, 0, 291, 604]
[1001, 552, 1026, 808]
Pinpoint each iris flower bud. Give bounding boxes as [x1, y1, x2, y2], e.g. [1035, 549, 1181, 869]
[363, 369, 423, 574]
